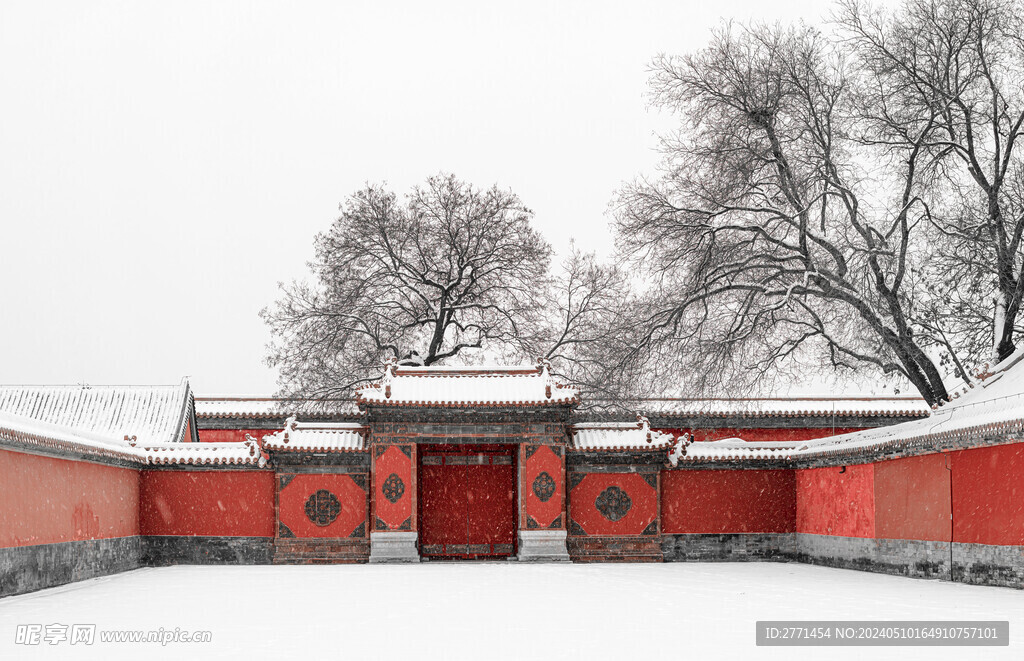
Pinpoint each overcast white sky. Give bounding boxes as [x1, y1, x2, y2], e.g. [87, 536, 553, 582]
[1, 0, 865, 395]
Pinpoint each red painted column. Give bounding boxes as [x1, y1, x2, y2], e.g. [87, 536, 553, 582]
[521, 443, 566, 530]
[369, 441, 419, 562]
[518, 441, 570, 561]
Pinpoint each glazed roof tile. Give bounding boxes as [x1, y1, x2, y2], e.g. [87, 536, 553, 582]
[571, 417, 676, 452]
[356, 362, 580, 408]
[194, 396, 360, 419]
[631, 396, 929, 419]
[261, 418, 366, 452]
[677, 350, 1024, 464]
[0, 381, 194, 445]
[0, 409, 265, 467]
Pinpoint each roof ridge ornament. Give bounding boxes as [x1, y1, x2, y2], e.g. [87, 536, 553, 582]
[242, 433, 267, 466]
[636, 414, 652, 443]
[537, 357, 553, 399]
[383, 357, 399, 399]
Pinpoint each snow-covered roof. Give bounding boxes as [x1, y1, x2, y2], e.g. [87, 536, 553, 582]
[141, 439, 265, 466]
[677, 350, 1024, 464]
[571, 417, 676, 452]
[0, 409, 144, 463]
[194, 396, 360, 419]
[632, 396, 929, 419]
[262, 418, 366, 452]
[196, 392, 926, 421]
[0, 381, 194, 445]
[0, 409, 265, 467]
[356, 361, 580, 408]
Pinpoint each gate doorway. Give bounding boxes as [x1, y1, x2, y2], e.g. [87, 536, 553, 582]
[418, 445, 517, 559]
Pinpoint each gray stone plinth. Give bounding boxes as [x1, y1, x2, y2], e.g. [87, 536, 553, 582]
[516, 530, 570, 562]
[369, 532, 420, 563]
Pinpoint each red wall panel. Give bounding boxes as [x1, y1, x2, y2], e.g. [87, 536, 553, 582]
[372, 444, 415, 531]
[0, 449, 139, 547]
[796, 464, 875, 538]
[197, 429, 272, 443]
[140, 470, 275, 537]
[278, 474, 367, 539]
[570, 472, 658, 536]
[661, 469, 795, 534]
[951, 444, 1024, 546]
[523, 444, 565, 529]
[874, 453, 951, 542]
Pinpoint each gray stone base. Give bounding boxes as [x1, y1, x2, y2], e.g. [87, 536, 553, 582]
[144, 536, 273, 566]
[1, 537, 142, 598]
[793, 534, 950, 580]
[794, 534, 1024, 588]
[516, 530, 570, 562]
[662, 533, 796, 562]
[369, 532, 420, 563]
[953, 542, 1024, 588]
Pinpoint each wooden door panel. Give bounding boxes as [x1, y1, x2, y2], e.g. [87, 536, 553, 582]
[467, 462, 516, 549]
[419, 446, 516, 558]
[418, 458, 467, 554]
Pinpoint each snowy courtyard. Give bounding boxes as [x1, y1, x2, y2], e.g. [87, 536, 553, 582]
[1, 563, 1021, 661]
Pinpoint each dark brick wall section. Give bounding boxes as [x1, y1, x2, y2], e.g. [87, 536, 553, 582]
[273, 538, 369, 564]
[792, 534, 950, 580]
[661, 533, 796, 562]
[953, 542, 1024, 589]
[0, 537, 142, 598]
[793, 534, 1024, 588]
[144, 536, 273, 566]
[663, 532, 1024, 588]
[569, 536, 662, 562]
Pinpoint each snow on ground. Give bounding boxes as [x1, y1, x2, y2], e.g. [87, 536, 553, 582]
[0, 563, 1021, 661]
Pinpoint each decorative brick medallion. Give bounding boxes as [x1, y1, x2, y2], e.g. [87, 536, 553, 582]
[595, 486, 632, 522]
[304, 489, 341, 527]
[382, 473, 405, 504]
[532, 471, 556, 502]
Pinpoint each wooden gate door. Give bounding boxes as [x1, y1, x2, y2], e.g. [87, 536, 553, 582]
[419, 445, 516, 558]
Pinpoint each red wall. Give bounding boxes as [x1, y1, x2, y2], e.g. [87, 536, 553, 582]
[874, 453, 951, 542]
[197, 429, 272, 443]
[796, 464, 875, 538]
[951, 444, 1024, 546]
[140, 470, 275, 537]
[661, 469, 795, 534]
[0, 448, 139, 547]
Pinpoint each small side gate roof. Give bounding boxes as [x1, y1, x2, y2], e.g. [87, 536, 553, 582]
[356, 361, 580, 408]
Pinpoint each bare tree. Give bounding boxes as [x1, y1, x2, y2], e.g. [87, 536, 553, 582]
[518, 247, 640, 405]
[615, 21, 957, 405]
[837, 0, 1024, 362]
[262, 174, 552, 398]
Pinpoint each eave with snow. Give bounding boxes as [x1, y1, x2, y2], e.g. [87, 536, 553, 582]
[0, 381, 265, 467]
[355, 360, 581, 410]
[674, 350, 1024, 467]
